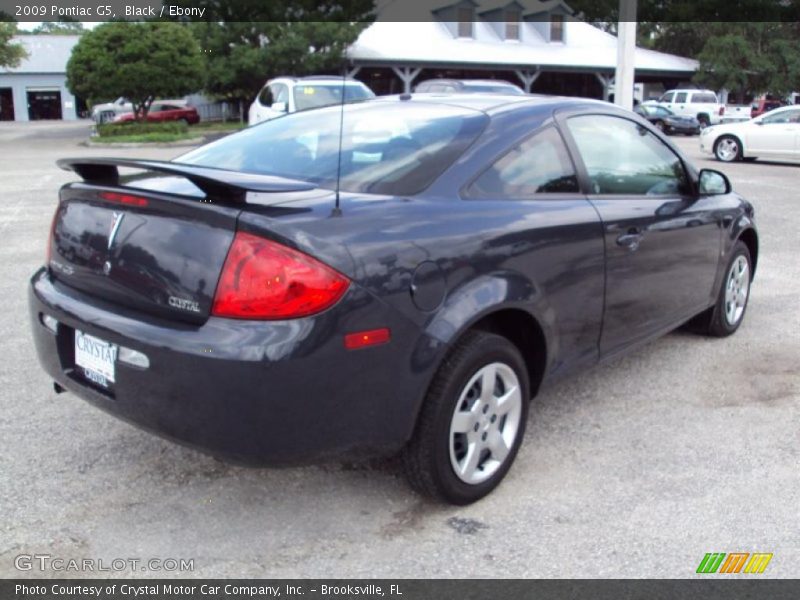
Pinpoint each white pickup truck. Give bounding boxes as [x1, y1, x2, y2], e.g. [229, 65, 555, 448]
[646, 89, 725, 128]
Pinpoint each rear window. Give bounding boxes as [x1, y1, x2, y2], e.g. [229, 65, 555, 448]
[177, 102, 488, 195]
[692, 93, 717, 103]
[293, 84, 375, 112]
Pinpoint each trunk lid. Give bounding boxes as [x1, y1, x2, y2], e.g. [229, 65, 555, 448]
[50, 183, 239, 323]
[50, 159, 320, 323]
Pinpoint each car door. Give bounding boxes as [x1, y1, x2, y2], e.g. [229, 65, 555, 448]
[671, 91, 689, 118]
[658, 91, 675, 112]
[462, 126, 605, 374]
[147, 103, 164, 122]
[747, 108, 800, 158]
[561, 113, 721, 358]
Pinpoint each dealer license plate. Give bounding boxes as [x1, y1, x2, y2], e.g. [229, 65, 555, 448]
[75, 330, 117, 387]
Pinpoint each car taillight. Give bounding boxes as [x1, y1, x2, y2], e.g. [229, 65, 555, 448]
[212, 232, 350, 319]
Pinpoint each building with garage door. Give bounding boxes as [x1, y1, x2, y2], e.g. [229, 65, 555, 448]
[0, 35, 83, 122]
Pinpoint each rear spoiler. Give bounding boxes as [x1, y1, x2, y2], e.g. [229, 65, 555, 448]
[56, 158, 316, 204]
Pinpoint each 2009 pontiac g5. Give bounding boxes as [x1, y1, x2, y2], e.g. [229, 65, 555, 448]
[30, 94, 757, 504]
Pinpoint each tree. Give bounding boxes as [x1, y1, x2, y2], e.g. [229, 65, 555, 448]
[32, 21, 85, 35]
[66, 22, 204, 120]
[170, 1, 374, 105]
[0, 22, 27, 69]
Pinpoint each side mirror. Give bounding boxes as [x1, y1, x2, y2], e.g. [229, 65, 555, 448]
[698, 169, 731, 195]
[271, 101, 287, 113]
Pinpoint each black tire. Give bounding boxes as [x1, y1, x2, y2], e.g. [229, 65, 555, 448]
[705, 241, 753, 337]
[654, 120, 665, 132]
[698, 115, 710, 129]
[714, 135, 743, 162]
[401, 330, 530, 505]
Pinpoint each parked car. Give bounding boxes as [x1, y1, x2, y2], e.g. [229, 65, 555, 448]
[248, 76, 375, 125]
[635, 104, 700, 135]
[32, 94, 758, 504]
[651, 89, 725, 128]
[750, 96, 784, 119]
[91, 97, 133, 124]
[414, 79, 525, 95]
[700, 105, 800, 162]
[113, 102, 200, 125]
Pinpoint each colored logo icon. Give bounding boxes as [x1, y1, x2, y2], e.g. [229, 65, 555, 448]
[696, 552, 773, 574]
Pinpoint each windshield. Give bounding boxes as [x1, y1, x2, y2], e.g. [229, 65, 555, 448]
[177, 102, 488, 195]
[293, 84, 375, 112]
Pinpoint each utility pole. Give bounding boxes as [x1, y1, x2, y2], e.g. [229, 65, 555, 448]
[614, 0, 637, 110]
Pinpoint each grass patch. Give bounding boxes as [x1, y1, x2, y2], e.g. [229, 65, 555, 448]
[192, 121, 246, 132]
[97, 121, 188, 137]
[93, 132, 196, 144]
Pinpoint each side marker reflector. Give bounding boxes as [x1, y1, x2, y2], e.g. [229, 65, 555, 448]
[344, 328, 391, 350]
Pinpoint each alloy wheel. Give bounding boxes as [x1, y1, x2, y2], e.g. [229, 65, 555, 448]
[716, 138, 739, 162]
[449, 362, 522, 485]
[724, 255, 750, 326]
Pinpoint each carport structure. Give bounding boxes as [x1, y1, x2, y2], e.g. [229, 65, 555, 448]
[347, 1, 697, 100]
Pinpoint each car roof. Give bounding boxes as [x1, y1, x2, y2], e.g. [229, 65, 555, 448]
[371, 92, 603, 115]
[268, 76, 367, 86]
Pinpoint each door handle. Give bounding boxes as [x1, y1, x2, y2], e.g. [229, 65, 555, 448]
[616, 228, 644, 250]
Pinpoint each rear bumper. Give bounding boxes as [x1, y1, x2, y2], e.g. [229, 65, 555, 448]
[29, 268, 436, 465]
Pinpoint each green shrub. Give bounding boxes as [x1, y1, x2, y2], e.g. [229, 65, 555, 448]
[97, 121, 189, 137]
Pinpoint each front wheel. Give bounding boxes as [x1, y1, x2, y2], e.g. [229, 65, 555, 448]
[714, 135, 742, 162]
[401, 330, 529, 505]
[707, 241, 752, 337]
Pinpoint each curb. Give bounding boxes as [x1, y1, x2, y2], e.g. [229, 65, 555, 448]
[81, 136, 206, 148]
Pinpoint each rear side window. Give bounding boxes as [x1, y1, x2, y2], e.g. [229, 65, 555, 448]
[692, 93, 717, 103]
[465, 127, 579, 198]
[566, 115, 689, 196]
[762, 109, 800, 124]
[674, 92, 688, 103]
[178, 102, 488, 196]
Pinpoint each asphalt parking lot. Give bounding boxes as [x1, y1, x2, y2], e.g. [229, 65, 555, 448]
[0, 120, 797, 579]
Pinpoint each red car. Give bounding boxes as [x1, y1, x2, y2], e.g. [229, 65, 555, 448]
[750, 97, 783, 119]
[114, 102, 200, 125]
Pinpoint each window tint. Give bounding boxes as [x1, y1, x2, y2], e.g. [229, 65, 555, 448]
[457, 9, 474, 37]
[762, 109, 800, 124]
[272, 84, 289, 105]
[466, 127, 579, 198]
[505, 10, 520, 40]
[462, 83, 524, 95]
[551, 15, 564, 42]
[567, 115, 689, 196]
[692, 92, 717, 103]
[293, 84, 374, 112]
[660, 92, 674, 103]
[257, 86, 273, 106]
[178, 102, 488, 196]
[674, 92, 688, 103]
